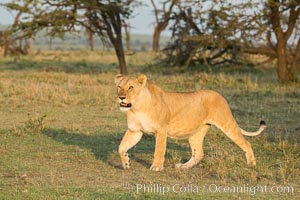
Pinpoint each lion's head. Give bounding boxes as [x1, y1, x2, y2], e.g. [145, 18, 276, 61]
[114, 74, 147, 112]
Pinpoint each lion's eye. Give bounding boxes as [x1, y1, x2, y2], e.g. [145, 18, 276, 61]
[128, 86, 134, 91]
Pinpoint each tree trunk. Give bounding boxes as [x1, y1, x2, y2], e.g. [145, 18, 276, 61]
[268, 1, 298, 84]
[153, 27, 160, 53]
[88, 30, 94, 51]
[151, 0, 175, 53]
[114, 25, 127, 75]
[3, 31, 9, 56]
[123, 23, 130, 52]
[125, 33, 130, 52]
[49, 37, 52, 50]
[117, 51, 127, 75]
[153, 22, 168, 53]
[276, 40, 295, 83]
[24, 36, 33, 55]
[101, 12, 128, 75]
[115, 41, 127, 75]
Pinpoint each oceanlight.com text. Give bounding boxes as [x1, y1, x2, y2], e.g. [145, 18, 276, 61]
[207, 184, 294, 196]
[129, 183, 295, 196]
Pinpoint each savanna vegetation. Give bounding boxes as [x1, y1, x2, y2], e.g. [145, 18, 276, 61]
[0, 50, 299, 199]
[2, 0, 300, 83]
[0, 0, 299, 199]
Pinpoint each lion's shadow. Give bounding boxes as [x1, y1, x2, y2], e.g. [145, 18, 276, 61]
[42, 128, 189, 169]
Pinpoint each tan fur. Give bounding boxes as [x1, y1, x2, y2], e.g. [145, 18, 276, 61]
[115, 74, 267, 171]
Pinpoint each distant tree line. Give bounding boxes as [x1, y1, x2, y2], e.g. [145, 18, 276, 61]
[2, 0, 300, 83]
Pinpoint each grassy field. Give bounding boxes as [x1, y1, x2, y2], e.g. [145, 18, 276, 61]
[0, 51, 299, 199]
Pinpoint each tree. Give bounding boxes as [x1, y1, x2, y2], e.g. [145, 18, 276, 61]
[162, 0, 300, 83]
[1, 0, 33, 56]
[151, 0, 177, 53]
[123, 21, 131, 52]
[163, 1, 252, 67]
[85, 28, 94, 51]
[265, 0, 300, 83]
[3, 0, 137, 75]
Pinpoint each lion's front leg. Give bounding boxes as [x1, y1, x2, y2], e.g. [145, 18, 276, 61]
[118, 129, 143, 169]
[150, 132, 167, 172]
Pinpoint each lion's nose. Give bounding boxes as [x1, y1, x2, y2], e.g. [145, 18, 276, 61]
[119, 96, 126, 100]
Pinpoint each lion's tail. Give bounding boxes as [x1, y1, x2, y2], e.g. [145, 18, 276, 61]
[240, 120, 267, 137]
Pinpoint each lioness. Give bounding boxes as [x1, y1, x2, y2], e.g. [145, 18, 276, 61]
[115, 74, 266, 171]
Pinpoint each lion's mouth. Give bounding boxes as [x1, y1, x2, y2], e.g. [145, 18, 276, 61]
[120, 102, 132, 108]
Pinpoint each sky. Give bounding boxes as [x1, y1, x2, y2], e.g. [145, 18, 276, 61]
[0, 0, 171, 36]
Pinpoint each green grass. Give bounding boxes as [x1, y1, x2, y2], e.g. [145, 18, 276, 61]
[0, 52, 299, 199]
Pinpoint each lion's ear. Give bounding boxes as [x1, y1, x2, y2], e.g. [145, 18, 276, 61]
[137, 74, 147, 87]
[114, 74, 123, 85]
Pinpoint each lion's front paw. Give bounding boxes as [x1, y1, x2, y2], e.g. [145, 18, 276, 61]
[122, 161, 130, 169]
[150, 164, 163, 171]
[120, 153, 130, 169]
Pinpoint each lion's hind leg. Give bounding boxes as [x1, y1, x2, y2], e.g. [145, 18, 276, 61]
[214, 120, 256, 166]
[175, 125, 210, 169]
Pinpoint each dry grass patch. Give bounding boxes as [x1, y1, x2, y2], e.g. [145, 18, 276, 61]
[0, 52, 299, 199]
